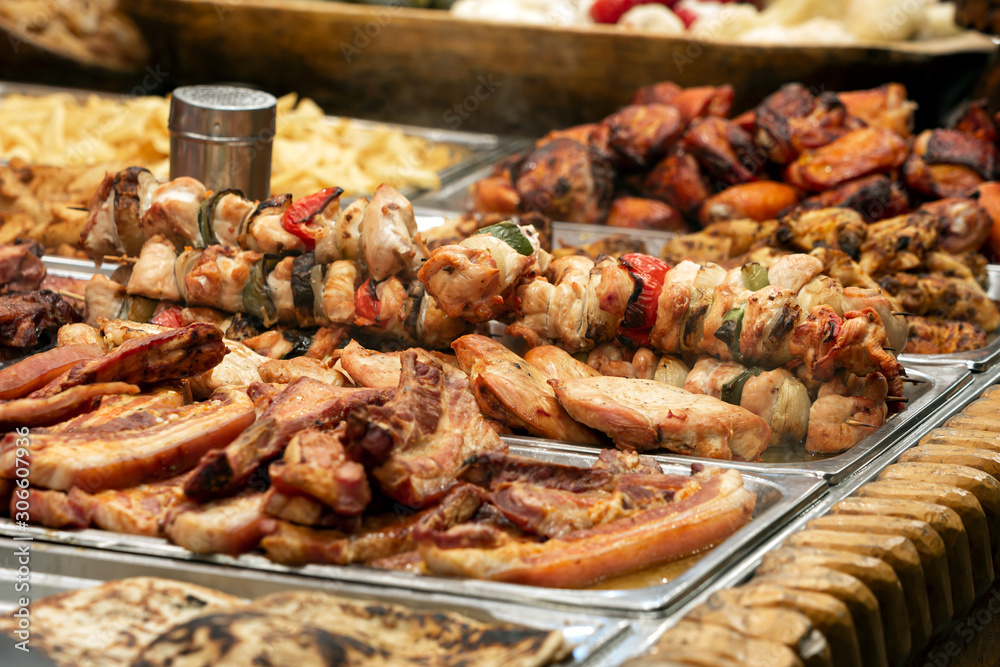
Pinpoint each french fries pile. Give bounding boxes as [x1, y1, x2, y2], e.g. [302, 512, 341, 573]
[0, 91, 467, 198]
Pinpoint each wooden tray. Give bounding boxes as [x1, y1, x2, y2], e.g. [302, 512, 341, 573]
[121, 0, 996, 135]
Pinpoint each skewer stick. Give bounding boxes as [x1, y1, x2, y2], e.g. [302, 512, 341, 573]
[66, 206, 89, 212]
[104, 255, 138, 264]
[884, 347, 897, 352]
[846, 420, 878, 428]
[892, 312, 916, 317]
[886, 396, 908, 403]
[57, 290, 85, 301]
[900, 377, 927, 384]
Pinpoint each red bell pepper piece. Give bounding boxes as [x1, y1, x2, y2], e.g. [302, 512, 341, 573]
[281, 187, 343, 251]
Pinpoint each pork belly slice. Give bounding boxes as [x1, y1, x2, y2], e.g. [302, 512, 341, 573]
[184, 379, 391, 501]
[164, 491, 269, 556]
[421, 466, 756, 588]
[269, 428, 371, 516]
[0, 576, 241, 667]
[44, 322, 228, 394]
[70, 473, 191, 537]
[15, 488, 92, 528]
[551, 376, 771, 461]
[262, 488, 362, 531]
[260, 483, 486, 565]
[342, 352, 506, 507]
[0, 344, 103, 400]
[44, 384, 191, 434]
[0, 381, 139, 430]
[0, 386, 254, 492]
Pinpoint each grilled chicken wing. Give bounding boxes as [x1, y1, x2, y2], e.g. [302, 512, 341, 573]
[878, 272, 1000, 333]
[632, 82, 734, 124]
[643, 149, 713, 216]
[906, 316, 987, 355]
[858, 211, 940, 277]
[918, 198, 992, 254]
[684, 117, 765, 186]
[607, 196, 687, 232]
[699, 182, 799, 225]
[551, 376, 771, 461]
[785, 128, 909, 192]
[514, 138, 614, 224]
[778, 208, 867, 259]
[755, 84, 858, 164]
[452, 334, 602, 445]
[839, 83, 916, 138]
[795, 174, 909, 223]
[602, 104, 683, 168]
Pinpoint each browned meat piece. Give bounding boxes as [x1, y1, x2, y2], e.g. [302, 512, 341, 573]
[785, 128, 909, 192]
[70, 473, 190, 537]
[607, 196, 687, 231]
[878, 273, 1000, 333]
[950, 99, 998, 143]
[16, 488, 91, 528]
[263, 489, 362, 529]
[904, 158, 984, 200]
[755, 84, 859, 164]
[538, 122, 611, 157]
[80, 167, 157, 260]
[0, 386, 253, 492]
[470, 154, 524, 215]
[789, 307, 905, 385]
[514, 138, 614, 224]
[0, 344, 102, 400]
[0, 242, 45, 292]
[643, 149, 712, 216]
[683, 117, 765, 186]
[858, 211, 940, 277]
[269, 429, 371, 516]
[806, 394, 887, 454]
[0, 382, 138, 430]
[915, 129, 997, 180]
[257, 356, 348, 386]
[632, 82, 734, 124]
[184, 379, 391, 501]
[451, 334, 603, 445]
[839, 84, 917, 138]
[601, 104, 683, 168]
[421, 465, 754, 588]
[42, 322, 227, 396]
[342, 352, 506, 507]
[551, 376, 770, 460]
[0, 290, 79, 357]
[795, 175, 909, 223]
[260, 483, 487, 565]
[778, 208, 868, 259]
[165, 491, 269, 555]
[918, 198, 992, 254]
[699, 182, 799, 225]
[906, 316, 987, 355]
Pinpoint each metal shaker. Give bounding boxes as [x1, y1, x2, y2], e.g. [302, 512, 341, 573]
[168, 85, 277, 200]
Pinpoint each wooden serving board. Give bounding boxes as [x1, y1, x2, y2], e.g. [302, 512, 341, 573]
[120, 0, 997, 136]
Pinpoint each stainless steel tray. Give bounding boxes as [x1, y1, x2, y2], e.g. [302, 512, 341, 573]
[898, 264, 1000, 372]
[504, 364, 969, 485]
[0, 81, 516, 197]
[0, 444, 825, 616]
[0, 538, 629, 666]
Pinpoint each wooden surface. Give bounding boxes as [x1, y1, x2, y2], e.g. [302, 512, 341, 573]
[917, 579, 1000, 667]
[117, 0, 997, 136]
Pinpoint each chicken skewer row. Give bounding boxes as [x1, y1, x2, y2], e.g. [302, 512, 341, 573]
[87, 243, 469, 351]
[419, 230, 908, 400]
[82, 168, 425, 281]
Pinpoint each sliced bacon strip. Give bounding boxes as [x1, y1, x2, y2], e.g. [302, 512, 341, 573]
[0, 344, 103, 400]
[14, 488, 92, 529]
[0, 382, 139, 430]
[69, 473, 191, 537]
[0, 386, 253, 492]
[420, 467, 755, 588]
[184, 379, 391, 501]
[165, 492, 268, 555]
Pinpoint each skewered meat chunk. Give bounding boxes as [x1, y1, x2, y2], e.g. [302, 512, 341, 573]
[699, 182, 799, 225]
[795, 175, 909, 223]
[452, 334, 602, 445]
[551, 376, 771, 460]
[838, 83, 916, 138]
[632, 82, 734, 124]
[141, 177, 207, 250]
[785, 128, 909, 192]
[523, 345, 601, 383]
[643, 149, 713, 216]
[755, 84, 858, 165]
[607, 196, 687, 231]
[806, 394, 887, 454]
[341, 352, 506, 507]
[514, 138, 614, 224]
[684, 117, 765, 186]
[906, 316, 987, 355]
[361, 184, 425, 280]
[601, 104, 683, 168]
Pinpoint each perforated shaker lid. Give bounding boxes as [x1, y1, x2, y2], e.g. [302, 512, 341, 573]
[169, 85, 276, 141]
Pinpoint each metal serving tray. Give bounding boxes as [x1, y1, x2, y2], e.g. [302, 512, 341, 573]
[504, 364, 969, 485]
[898, 264, 1000, 372]
[0, 81, 515, 198]
[0, 444, 825, 617]
[0, 539, 629, 667]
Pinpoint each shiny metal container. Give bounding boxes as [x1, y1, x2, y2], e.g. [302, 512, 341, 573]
[168, 85, 276, 200]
